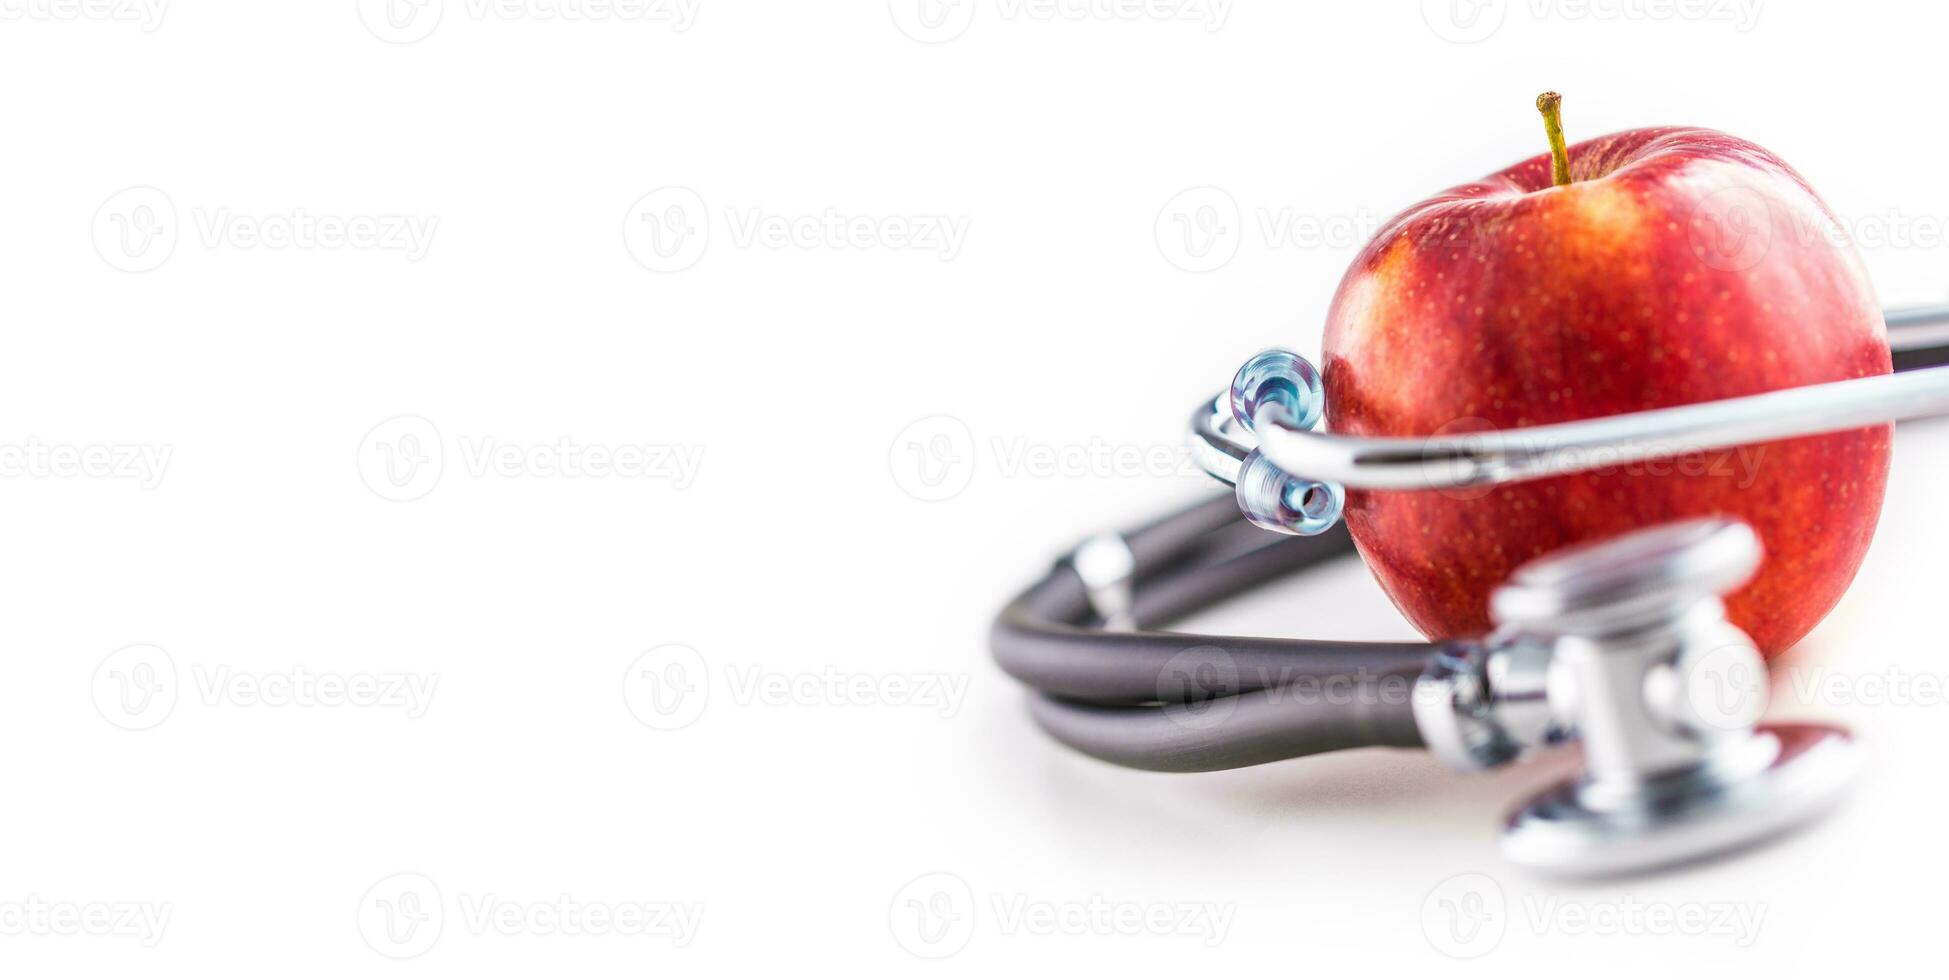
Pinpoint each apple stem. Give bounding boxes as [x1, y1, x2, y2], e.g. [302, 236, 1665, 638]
[1536, 91, 1572, 187]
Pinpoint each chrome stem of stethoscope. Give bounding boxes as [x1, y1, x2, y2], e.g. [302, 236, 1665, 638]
[1192, 302, 1949, 536]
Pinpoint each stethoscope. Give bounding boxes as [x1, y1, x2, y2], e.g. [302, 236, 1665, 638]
[993, 303, 1949, 877]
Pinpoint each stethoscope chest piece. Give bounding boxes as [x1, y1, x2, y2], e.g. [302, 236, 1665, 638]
[1502, 723, 1859, 876]
[1489, 519, 1862, 875]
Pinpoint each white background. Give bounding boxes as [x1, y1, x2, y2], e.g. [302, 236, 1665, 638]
[3, 0, 1947, 975]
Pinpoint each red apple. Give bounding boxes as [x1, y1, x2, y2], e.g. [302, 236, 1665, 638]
[1321, 94, 1890, 658]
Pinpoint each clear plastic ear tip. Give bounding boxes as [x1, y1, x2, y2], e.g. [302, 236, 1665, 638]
[1230, 349, 1324, 433]
[1235, 449, 1344, 536]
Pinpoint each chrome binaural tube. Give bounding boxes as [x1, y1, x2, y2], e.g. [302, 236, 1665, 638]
[1194, 303, 1949, 498]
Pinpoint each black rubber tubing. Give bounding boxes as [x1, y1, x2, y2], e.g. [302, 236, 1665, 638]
[990, 496, 1435, 771]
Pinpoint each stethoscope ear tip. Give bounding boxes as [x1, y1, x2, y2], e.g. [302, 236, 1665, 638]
[1499, 722, 1861, 877]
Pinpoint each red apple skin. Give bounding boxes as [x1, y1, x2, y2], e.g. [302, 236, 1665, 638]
[1322, 127, 1890, 658]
